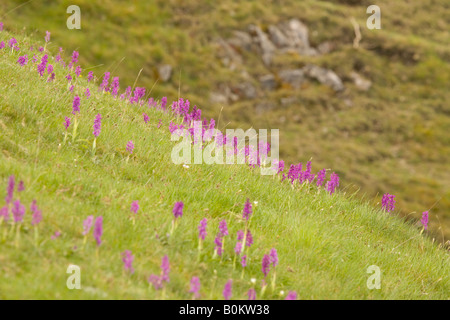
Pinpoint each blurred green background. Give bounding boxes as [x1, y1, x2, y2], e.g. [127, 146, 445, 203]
[1, 0, 449, 241]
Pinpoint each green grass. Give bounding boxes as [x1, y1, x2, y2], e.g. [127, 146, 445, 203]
[0, 32, 448, 299]
[1, 0, 449, 241]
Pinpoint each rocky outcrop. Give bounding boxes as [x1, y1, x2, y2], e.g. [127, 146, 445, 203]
[303, 65, 345, 92]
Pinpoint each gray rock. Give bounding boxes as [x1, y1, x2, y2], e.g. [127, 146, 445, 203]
[248, 24, 276, 66]
[303, 64, 344, 92]
[232, 82, 258, 99]
[259, 74, 277, 90]
[157, 64, 172, 82]
[228, 31, 253, 51]
[278, 69, 306, 89]
[268, 25, 290, 48]
[350, 72, 372, 91]
[217, 38, 243, 70]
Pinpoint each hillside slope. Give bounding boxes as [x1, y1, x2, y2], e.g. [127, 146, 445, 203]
[1, 0, 449, 241]
[0, 31, 448, 299]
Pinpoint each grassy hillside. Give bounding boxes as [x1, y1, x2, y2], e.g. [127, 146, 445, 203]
[1, 0, 448, 241]
[0, 31, 448, 299]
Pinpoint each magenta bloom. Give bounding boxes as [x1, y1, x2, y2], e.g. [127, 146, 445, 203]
[143, 113, 149, 124]
[30, 200, 42, 225]
[8, 38, 17, 48]
[219, 219, 228, 237]
[0, 41, 5, 50]
[82, 215, 94, 236]
[421, 211, 429, 230]
[121, 250, 134, 274]
[12, 200, 25, 223]
[72, 95, 80, 115]
[161, 97, 168, 110]
[130, 87, 146, 104]
[198, 218, 207, 240]
[75, 66, 82, 77]
[47, 64, 53, 74]
[234, 241, 242, 255]
[148, 274, 162, 290]
[93, 216, 103, 246]
[326, 172, 339, 195]
[243, 198, 252, 221]
[126, 140, 134, 154]
[246, 229, 253, 247]
[223, 280, 232, 300]
[0, 22, 3, 31]
[69, 85, 74, 92]
[189, 276, 201, 299]
[247, 288, 256, 300]
[161, 255, 170, 282]
[17, 180, 25, 192]
[100, 72, 110, 92]
[285, 291, 297, 300]
[66, 74, 72, 82]
[130, 201, 139, 214]
[381, 193, 395, 212]
[262, 254, 271, 278]
[214, 235, 223, 256]
[37, 54, 48, 77]
[64, 117, 71, 130]
[71, 51, 79, 64]
[173, 201, 184, 219]
[45, 31, 50, 43]
[17, 55, 28, 66]
[87, 71, 94, 82]
[110, 77, 120, 97]
[237, 230, 244, 241]
[51, 231, 61, 240]
[93, 114, 102, 138]
[0, 206, 10, 222]
[241, 255, 247, 267]
[5, 175, 15, 205]
[269, 248, 278, 267]
[316, 169, 326, 187]
[85, 88, 91, 98]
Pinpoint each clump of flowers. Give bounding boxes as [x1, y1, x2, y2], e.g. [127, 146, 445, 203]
[121, 250, 134, 274]
[326, 172, 339, 195]
[381, 193, 395, 212]
[17, 55, 28, 66]
[285, 291, 297, 300]
[247, 288, 256, 300]
[223, 280, 232, 300]
[420, 211, 429, 231]
[143, 113, 149, 124]
[189, 276, 201, 299]
[170, 201, 184, 234]
[82, 215, 94, 248]
[87, 71, 94, 82]
[110, 77, 120, 97]
[269, 248, 278, 290]
[148, 255, 170, 298]
[92, 114, 102, 153]
[93, 216, 103, 247]
[99, 72, 110, 92]
[316, 169, 326, 187]
[197, 218, 207, 258]
[12, 200, 25, 248]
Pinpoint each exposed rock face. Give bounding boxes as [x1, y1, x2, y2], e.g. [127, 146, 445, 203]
[349, 72, 372, 91]
[303, 64, 345, 92]
[278, 69, 306, 89]
[248, 24, 276, 66]
[259, 74, 277, 90]
[157, 64, 172, 82]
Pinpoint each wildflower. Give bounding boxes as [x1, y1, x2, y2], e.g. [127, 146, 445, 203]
[126, 140, 134, 154]
[47, 64, 53, 74]
[51, 231, 61, 240]
[241, 255, 247, 267]
[0, 206, 9, 222]
[246, 229, 253, 247]
[12, 200, 25, 223]
[381, 193, 395, 212]
[38, 46, 44, 52]
[93, 114, 102, 137]
[69, 85, 74, 92]
[69, 51, 79, 69]
[285, 291, 297, 300]
[130, 201, 139, 215]
[17, 55, 28, 66]
[198, 218, 207, 240]
[421, 211, 429, 230]
[110, 77, 120, 97]
[276, 159, 285, 174]
[326, 172, 339, 195]
[120, 86, 132, 100]
[87, 71, 94, 82]
[237, 230, 244, 241]
[316, 169, 326, 187]
[72, 95, 80, 115]
[0, 42, 5, 49]
[75, 66, 82, 77]
[0, 22, 3, 31]
[17, 181, 25, 192]
[121, 250, 134, 274]
[85, 88, 90, 98]
[214, 235, 223, 256]
[66, 74, 72, 82]
[48, 73, 55, 82]
[5, 175, 15, 204]
[161, 255, 170, 282]
[148, 274, 162, 290]
[262, 254, 270, 278]
[143, 113, 149, 124]
[8, 38, 17, 48]
[93, 216, 103, 246]
[269, 248, 278, 267]
[131, 87, 146, 104]
[234, 242, 242, 255]
[82, 215, 94, 235]
[160, 97, 167, 110]
[247, 288, 256, 300]
[173, 201, 184, 219]
[223, 280, 232, 300]
[30, 200, 42, 225]
[64, 117, 71, 130]
[189, 277, 201, 299]
[219, 219, 228, 237]
[100, 72, 110, 92]
[243, 198, 252, 221]
[45, 31, 50, 43]
[157, 119, 162, 128]
[37, 54, 48, 77]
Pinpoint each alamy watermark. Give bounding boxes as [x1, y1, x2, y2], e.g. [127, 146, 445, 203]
[366, 265, 381, 289]
[170, 121, 279, 176]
